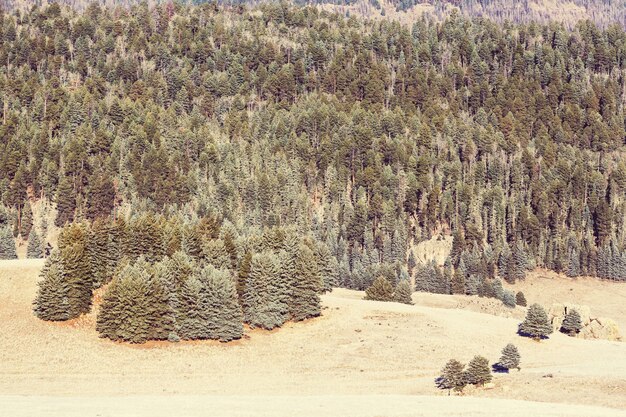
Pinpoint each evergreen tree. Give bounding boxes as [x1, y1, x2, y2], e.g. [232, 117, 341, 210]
[464, 355, 492, 386]
[290, 245, 321, 321]
[364, 275, 394, 302]
[0, 226, 17, 259]
[55, 175, 77, 227]
[26, 230, 44, 258]
[243, 252, 288, 329]
[199, 265, 243, 342]
[519, 303, 553, 340]
[436, 359, 466, 395]
[394, 279, 413, 305]
[20, 201, 33, 238]
[515, 291, 527, 306]
[33, 252, 70, 321]
[497, 343, 521, 372]
[502, 290, 516, 308]
[561, 309, 582, 336]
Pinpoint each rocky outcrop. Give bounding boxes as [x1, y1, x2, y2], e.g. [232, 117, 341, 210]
[548, 303, 622, 341]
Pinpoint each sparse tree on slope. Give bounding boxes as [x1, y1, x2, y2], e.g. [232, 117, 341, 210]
[515, 291, 527, 306]
[519, 303, 553, 340]
[436, 359, 466, 395]
[561, 309, 582, 336]
[464, 355, 492, 386]
[498, 343, 521, 372]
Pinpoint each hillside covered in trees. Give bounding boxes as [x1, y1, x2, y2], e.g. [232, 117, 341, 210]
[2, 0, 626, 318]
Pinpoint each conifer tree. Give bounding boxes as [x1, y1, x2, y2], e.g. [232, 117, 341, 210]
[502, 290, 516, 308]
[243, 252, 288, 329]
[519, 303, 553, 340]
[26, 230, 44, 258]
[290, 245, 321, 321]
[237, 250, 252, 301]
[203, 239, 231, 269]
[20, 201, 33, 238]
[436, 359, 466, 395]
[33, 252, 70, 321]
[497, 343, 521, 372]
[394, 279, 413, 305]
[515, 291, 527, 306]
[315, 243, 338, 293]
[364, 275, 394, 302]
[0, 226, 17, 259]
[55, 175, 76, 227]
[561, 309, 582, 336]
[199, 265, 243, 342]
[464, 355, 492, 386]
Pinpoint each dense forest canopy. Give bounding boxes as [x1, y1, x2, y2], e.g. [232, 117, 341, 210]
[1, 1, 626, 290]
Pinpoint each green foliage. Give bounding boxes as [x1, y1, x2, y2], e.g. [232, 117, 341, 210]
[561, 309, 582, 336]
[498, 343, 521, 372]
[464, 355, 492, 386]
[243, 252, 288, 329]
[519, 303, 553, 340]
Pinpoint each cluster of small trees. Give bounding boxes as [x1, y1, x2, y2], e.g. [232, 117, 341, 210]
[34, 216, 330, 343]
[437, 344, 520, 394]
[363, 276, 413, 304]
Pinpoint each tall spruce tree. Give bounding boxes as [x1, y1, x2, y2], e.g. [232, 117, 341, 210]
[290, 245, 321, 321]
[364, 275, 394, 302]
[199, 265, 243, 342]
[561, 309, 582, 336]
[243, 252, 288, 329]
[394, 279, 414, 305]
[33, 252, 71, 321]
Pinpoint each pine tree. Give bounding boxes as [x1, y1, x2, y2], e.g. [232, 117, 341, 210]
[498, 343, 521, 372]
[561, 308, 582, 336]
[502, 290, 516, 308]
[515, 291, 527, 306]
[506, 241, 527, 283]
[20, 201, 33, 238]
[26, 230, 44, 258]
[96, 262, 152, 343]
[199, 265, 243, 342]
[55, 175, 77, 227]
[436, 359, 466, 395]
[243, 252, 288, 329]
[464, 355, 492, 386]
[0, 226, 17, 259]
[237, 250, 252, 301]
[315, 243, 338, 293]
[33, 252, 70, 321]
[203, 239, 231, 269]
[364, 275, 394, 302]
[393, 279, 413, 305]
[290, 245, 321, 321]
[519, 303, 553, 340]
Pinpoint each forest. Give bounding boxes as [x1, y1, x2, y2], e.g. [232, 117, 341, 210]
[0, 1, 625, 340]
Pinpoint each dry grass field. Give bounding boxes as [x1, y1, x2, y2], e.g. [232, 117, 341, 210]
[1, 259, 625, 416]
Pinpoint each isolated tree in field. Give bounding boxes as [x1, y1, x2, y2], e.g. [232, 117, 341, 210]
[464, 355, 492, 386]
[515, 291, 527, 306]
[519, 303, 553, 340]
[364, 275, 394, 302]
[290, 245, 321, 321]
[0, 226, 17, 259]
[561, 309, 582, 336]
[26, 230, 44, 258]
[199, 265, 243, 341]
[436, 359, 466, 395]
[497, 343, 521, 372]
[394, 279, 413, 305]
[33, 252, 70, 321]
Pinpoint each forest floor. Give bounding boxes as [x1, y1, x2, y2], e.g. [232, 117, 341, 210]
[1, 259, 625, 416]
